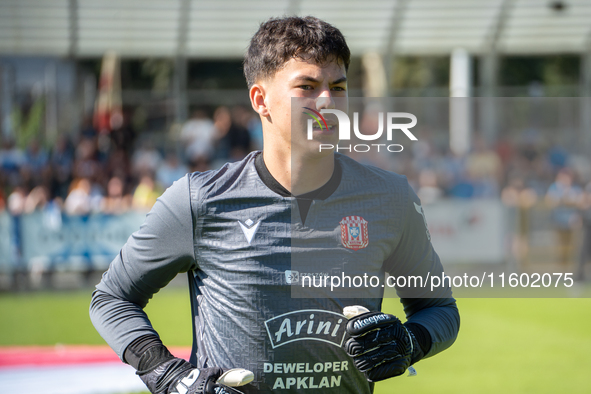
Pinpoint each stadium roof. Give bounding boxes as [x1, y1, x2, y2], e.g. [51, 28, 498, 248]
[1, 0, 591, 58]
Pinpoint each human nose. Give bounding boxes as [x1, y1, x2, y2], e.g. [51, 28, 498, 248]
[315, 88, 335, 111]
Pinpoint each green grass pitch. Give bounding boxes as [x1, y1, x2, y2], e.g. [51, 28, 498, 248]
[1, 286, 590, 393]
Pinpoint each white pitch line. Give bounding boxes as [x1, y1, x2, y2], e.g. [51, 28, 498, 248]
[0, 362, 146, 394]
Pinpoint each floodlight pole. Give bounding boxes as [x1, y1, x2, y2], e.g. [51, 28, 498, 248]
[0, 63, 15, 139]
[174, 0, 191, 125]
[45, 62, 59, 144]
[68, 0, 81, 137]
[479, 53, 498, 146]
[581, 33, 591, 152]
[173, 57, 188, 124]
[68, 0, 79, 58]
[449, 48, 472, 157]
[383, 0, 409, 95]
[479, 0, 514, 146]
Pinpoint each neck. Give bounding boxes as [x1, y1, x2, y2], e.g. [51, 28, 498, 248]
[262, 149, 335, 195]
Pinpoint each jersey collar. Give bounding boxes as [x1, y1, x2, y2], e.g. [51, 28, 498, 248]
[254, 151, 342, 200]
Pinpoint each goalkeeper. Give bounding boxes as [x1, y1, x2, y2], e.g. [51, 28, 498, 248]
[90, 16, 459, 393]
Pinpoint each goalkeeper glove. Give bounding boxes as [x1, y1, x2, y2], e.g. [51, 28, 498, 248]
[343, 310, 424, 382]
[137, 345, 250, 394]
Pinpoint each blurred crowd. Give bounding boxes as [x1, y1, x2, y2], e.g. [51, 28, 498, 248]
[0, 104, 262, 216]
[1, 105, 591, 219]
[348, 125, 591, 275]
[392, 134, 591, 207]
[1, 104, 591, 278]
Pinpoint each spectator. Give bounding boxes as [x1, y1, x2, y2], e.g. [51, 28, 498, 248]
[188, 154, 211, 173]
[24, 138, 48, 174]
[227, 107, 252, 161]
[89, 177, 105, 212]
[64, 178, 93, 215]
[495, 137, 514, 165]
[232, 105, 263, 151]
[80, 115, 98, 140]
[412, 138, 435, 172]
[210, 106, 252, 165]
[132, 174, 161, 211]
[0, 187, 5, 212]
[181, 109, 216, 164]
[465, 137, 503, 198]
[131, 141, 162, 177]
[0, 138, 25, 187]
[576, 181, 591, 281]
[210, 106, 232, 164]
[50, 135, 74, 200]
[449, 170, 476, 199]
[156, 152, 188, 189]
[18, 165, 36, 195]
[417, 169, 443, 204]
[101, 176, 131, 214]
[436, 150, 465, 195]
[545, 168, 583, 267]
[105, 148, 131, 182]
[110, 108, 137, 152]
[547, 144, 569, 172]
[7, 186, 27, 216]
[73, 137, 101, 180]
[501, 176, 538, 265]
[24, 185, 50, 213]
[6, 185, 27, 288]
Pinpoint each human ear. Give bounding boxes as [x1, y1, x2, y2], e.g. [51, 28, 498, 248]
[249, 84, 269, 117]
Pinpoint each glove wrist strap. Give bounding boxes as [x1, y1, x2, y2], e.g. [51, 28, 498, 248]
[403, 325, 425, 365]
[136, 344, 176, 375]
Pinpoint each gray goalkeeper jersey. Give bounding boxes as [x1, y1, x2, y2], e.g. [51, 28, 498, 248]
[90, 151, 459, 393]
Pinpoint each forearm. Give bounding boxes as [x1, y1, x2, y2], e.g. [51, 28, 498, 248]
[90, 176, 197, 361]
[89, 286, 161, 361]
[403, 298, 460, 358]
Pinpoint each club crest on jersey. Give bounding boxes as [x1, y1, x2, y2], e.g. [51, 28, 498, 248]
[339, 216, 368, 250]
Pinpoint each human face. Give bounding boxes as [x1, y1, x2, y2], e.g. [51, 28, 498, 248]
[256, 58, 348, 156]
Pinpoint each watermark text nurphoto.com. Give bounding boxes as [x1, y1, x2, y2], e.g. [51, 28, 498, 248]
[300, 272, 575, 292]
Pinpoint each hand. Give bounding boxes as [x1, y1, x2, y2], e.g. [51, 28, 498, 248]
[343, 309, 422, 382]
[139, 356, 251, 394]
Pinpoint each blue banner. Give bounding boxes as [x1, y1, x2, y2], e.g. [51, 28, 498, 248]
[0, 211, 146, 272]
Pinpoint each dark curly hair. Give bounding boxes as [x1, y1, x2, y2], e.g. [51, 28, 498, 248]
[243, 16, 351, 89]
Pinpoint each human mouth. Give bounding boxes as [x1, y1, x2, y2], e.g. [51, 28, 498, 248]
[312, 124, 337, 135]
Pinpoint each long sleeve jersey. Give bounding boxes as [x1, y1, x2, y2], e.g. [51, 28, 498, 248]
[90, 151, 459, 393]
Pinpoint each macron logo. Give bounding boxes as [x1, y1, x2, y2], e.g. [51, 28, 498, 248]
[238, 219, 261, 245]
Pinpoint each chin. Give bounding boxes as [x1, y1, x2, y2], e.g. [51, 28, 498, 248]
[298, 140, 337, 159]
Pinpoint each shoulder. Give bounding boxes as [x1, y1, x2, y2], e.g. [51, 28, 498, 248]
[335, 153, 410, 194]
[187, 151, 259, 202]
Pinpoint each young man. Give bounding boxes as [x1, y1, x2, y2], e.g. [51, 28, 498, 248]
[90, 16, 459, 394]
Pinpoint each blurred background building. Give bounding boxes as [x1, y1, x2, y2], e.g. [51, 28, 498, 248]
[1, 0, 591, 289]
